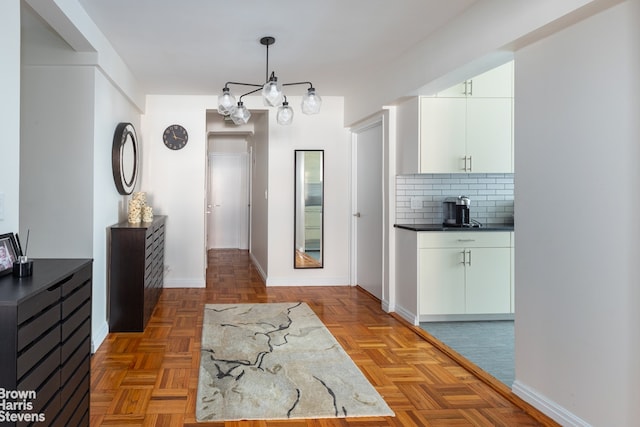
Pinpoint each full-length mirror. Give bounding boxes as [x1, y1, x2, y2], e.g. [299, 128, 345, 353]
[294, 150, 324, 268]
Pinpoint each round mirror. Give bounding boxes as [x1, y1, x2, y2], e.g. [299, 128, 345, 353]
[112, 122, 139, 195]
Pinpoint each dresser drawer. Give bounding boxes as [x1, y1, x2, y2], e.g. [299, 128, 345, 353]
[61, 264, 92, 297]
[17, 303, 59, 352]
[418, 231, 512, 248]
[17, 285, 60, 325]
[17, 325, 60, 379]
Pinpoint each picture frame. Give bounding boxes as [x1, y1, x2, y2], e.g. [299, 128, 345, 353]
[0, 233, 19, 277]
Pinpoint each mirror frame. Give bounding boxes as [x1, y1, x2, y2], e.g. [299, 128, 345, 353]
[112, 122, 139, 195]
[294, 150, 324, 269]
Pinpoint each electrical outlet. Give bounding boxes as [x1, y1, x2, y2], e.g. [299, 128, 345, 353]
[410, 196, 423, 209]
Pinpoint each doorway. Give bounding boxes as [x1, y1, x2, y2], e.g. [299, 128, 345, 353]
[352, 120, 384, 299]
[206, 152, 250, 250]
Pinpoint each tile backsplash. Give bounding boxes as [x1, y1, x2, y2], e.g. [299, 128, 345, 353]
[396, 173, 514, 226]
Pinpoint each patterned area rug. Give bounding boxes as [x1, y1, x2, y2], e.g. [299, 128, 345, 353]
[196, 302, 394, 422]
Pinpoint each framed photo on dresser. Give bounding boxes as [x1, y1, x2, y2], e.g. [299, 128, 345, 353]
[0, 233, 18, 276]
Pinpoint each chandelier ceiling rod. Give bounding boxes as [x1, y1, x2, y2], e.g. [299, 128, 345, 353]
[216, 36, 322, 126]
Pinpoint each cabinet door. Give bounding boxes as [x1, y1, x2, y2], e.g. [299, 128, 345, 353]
[466, 98, 513, 173]
[436, 82, 467, 97]
[419, 248, 466, 315]
[465, 247, 511, 314]
[467, 61, 513, 97]
[420, 97, 466, 173]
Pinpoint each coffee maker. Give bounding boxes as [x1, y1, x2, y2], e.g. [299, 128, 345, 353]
[442, 196, 471, 227]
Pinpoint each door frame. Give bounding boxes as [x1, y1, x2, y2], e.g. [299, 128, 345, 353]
[205, 150, 251, 251]
[350, 112, 392, 306]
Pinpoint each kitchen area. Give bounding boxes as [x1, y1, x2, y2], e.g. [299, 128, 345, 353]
[394, 61, 515, 386]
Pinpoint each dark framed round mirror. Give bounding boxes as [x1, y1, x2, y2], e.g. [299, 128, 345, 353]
[112, 122, 139, 195]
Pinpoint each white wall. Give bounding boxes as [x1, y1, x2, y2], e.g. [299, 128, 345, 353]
[20, 3, 143, 351]
[513, 1, 640, 425]
[266, 97, 351, 285]
[141, 95, 350, 287]
[0, 0, 20, 235]
[92, 70, 143, 349]
[20, 65, 95, 257]
[141, 96, 210, 287]
[343, 0, 615, 125]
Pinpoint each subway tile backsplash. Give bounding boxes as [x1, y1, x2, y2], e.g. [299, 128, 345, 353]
[396, 173, 514, 226]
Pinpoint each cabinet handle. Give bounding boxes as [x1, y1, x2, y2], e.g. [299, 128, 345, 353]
[467, 249, 472, 266]
[462, 156, 473, 172]
[468, 80, 473, 96]
[468, 155, 472, 172]
[463, 81, 468, 96]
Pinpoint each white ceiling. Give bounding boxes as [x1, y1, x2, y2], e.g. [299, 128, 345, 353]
[75, 0, 477, 96]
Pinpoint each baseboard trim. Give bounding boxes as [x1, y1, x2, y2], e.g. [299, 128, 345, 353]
[163, 278, 206, 288]
[512, 381, 591, 427]
[91, 320, 109, 353]
[249, 253, 267, 282]
[419, 313, 514, 322]
[265, 276, 351, 286]
[393, 304, 418, 325]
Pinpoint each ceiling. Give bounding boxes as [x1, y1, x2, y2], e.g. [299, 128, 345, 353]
[75, 0, 477, 96]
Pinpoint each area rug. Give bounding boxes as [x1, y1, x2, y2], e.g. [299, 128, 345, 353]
[196, 302, 394, 422]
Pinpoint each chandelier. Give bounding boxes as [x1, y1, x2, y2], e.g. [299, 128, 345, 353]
[217, 36, 322, 126]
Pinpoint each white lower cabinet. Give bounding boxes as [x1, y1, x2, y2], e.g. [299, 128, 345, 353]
[418, 232, 513, 317]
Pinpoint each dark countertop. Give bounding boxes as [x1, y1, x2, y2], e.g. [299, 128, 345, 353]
[394, 223, 514, 232]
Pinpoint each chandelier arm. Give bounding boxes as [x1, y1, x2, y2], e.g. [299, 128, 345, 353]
[225, 81, 264, 89]
[282, 81, 314, 89]
[238, 87, 263, 102]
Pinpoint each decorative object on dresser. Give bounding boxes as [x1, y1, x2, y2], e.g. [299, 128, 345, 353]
[0, 258, 93, 426]
[0, 233, 19, 277]
[127, 191, 153, 224]
[109, 216, 166, 332]
[111, 122, 139, 195]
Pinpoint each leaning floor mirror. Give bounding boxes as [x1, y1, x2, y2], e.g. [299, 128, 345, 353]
[294, 150, 324, 268]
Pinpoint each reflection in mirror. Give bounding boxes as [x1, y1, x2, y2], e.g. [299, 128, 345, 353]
[294, 150, 323, 268]
[122, 133, 136, 187]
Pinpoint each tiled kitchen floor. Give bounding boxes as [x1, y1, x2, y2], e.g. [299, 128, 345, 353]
[419, 320, 515, 387]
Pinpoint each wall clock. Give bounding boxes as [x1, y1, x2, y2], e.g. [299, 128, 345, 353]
[112, 122, 139, 195]
[163, 124, 188, 150]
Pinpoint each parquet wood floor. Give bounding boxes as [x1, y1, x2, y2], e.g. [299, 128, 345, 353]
[90, 249, 558, 427]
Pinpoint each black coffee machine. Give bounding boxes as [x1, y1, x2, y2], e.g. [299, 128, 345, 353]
[443, 196, 471, 227]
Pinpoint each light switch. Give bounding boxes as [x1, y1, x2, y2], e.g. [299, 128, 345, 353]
[410, 196, 422, 209]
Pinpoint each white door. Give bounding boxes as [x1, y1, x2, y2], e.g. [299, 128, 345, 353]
[353, 121, 383, 299]
[207, 153, 249, 249]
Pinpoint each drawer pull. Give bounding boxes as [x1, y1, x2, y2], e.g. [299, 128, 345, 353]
[457, 239, 475, 242]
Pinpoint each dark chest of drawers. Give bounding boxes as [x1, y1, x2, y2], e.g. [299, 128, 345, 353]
[109, 216, 165, 332]
[0, 258, 93, 427]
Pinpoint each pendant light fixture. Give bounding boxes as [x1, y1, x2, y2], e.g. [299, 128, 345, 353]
[217, 36, 322, 125]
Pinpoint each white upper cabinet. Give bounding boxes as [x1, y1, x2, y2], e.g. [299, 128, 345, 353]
[397, 61, 514, 174]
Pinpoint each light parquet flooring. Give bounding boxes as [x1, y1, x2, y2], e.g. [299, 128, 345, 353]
[90, 249, 558, 427]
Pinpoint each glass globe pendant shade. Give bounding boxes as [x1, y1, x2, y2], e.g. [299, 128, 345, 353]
[262, 74, 283, 107]
[276, 101, 294, 125]
[217, 88, 237, 115]
[230, 101, 251, 125]
[301, 87, 322, 115]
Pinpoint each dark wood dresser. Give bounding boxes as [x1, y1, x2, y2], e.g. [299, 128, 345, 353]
[0, 258, 92, 427]
[109, 215, 165, 332]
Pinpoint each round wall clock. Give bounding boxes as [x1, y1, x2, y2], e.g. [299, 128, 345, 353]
[163, 124, 188, 150]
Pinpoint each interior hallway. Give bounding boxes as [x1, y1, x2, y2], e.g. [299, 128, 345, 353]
[90, 249, 556, 426]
